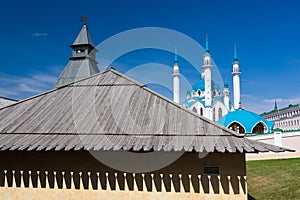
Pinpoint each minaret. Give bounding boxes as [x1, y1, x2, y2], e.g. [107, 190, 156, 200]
[202, 35, 213, 107]
[172, 51, 180, 103]
[223, 82, 230, 110]
[232, 44, 241, 110]
[54, 17, 99, 88]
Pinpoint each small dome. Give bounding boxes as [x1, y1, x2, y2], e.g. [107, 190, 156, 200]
[192, 80, 205, 91]
[217, 109, 274, 133]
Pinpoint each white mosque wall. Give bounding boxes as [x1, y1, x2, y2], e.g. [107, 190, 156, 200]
[212, 101, 229, 121]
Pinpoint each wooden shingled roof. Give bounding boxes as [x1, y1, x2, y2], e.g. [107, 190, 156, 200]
[0, 69, 292, 153]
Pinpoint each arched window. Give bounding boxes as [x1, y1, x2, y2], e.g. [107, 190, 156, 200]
[228, 122, 245, 134]
[252, 122, 266, 134]
[192, 107, 197, 113]
[200, 108, 203, 116]
[218, 108, 222, 120]
[213, 108, 215, 121]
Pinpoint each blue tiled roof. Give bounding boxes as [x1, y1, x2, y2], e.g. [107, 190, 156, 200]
[183, 97, 205, 107]
[217, 109, 274, 133]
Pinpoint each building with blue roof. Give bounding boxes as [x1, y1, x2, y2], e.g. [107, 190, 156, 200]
[175, 36, 234, 121]
[173, 37, 274, 134]
[217, 109, 274, 134]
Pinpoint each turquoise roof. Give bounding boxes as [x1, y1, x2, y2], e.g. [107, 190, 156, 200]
[183, 97, 205, 107]
[217, 109, 274, 133]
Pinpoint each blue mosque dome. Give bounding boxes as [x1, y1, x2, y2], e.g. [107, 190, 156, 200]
[217, 109, 274, 134]
[192, 80, 205, 92]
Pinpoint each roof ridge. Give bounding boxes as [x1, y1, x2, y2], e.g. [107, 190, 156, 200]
[0, 67, 240, 138]
[0, 69, 113, 112]
[107, 68, 241, 137]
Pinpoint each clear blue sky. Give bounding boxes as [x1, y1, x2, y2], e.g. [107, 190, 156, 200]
[0, 0, 300, 114]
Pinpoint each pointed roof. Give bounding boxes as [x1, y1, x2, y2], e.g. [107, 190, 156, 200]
[174, 48, 178, 63]
[234, 43, 238, 62]
[205, 34, 210, 53]
[274, 99, 278, 110]
[0, 69, 292, 153]
[72, 23, 95, 47]
[54, 20, 99, 88]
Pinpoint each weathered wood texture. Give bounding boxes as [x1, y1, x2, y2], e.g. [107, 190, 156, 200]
[0, 69, 291, 153]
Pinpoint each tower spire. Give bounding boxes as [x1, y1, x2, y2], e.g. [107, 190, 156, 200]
[172, 48, 180, 103]
[54, 17, 99, 88]
[232, 43, 241, 110]
[234, 43, 238, 62]
[274, 99, 278, 110]
[205, 33, 210, 53]
[174, 47, 178, 63]
[80, 16, 88, 25]
[202, 34, 213, 112]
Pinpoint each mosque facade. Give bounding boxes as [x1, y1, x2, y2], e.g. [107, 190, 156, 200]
[173, 39, 274, 134]
[173, 38, 240, 121]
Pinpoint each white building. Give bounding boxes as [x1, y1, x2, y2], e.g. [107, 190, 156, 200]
[176, 37, 241, 121]
[261, 102, 300, 131]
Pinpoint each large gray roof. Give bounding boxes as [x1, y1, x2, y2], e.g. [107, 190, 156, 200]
[0, 69, 292, 153]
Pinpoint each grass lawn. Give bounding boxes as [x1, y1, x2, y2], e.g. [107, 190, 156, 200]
[247, 158, 300, 200]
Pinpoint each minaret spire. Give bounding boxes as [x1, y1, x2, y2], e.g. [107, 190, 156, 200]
[174, 47, 178, 63]
[232, 43, 241, 110]
[202, 34, 213, 119]
[172, 49, 180, 103]
[234, 43, 238, 61]
[205, 33, 210, 53]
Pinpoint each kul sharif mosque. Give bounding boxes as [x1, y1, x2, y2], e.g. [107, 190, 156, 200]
[172, 37, 274, 134]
